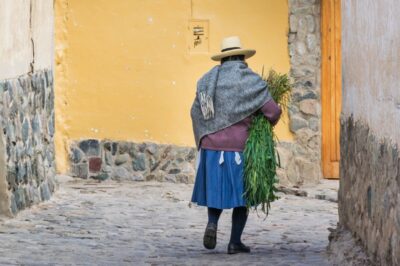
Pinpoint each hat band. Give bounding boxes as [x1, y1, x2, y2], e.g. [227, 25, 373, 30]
[221, 47, 241, 52]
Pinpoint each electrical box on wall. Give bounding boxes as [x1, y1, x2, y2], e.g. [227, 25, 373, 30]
[187, 19, 209, 53]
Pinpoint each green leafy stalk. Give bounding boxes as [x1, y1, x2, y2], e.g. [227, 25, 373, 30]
[244, 69, 292, 217]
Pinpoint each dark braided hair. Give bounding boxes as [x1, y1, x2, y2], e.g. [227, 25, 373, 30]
[221, 55, 245, 64]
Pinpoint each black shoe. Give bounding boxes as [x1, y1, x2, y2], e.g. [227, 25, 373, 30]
[227, 242, 251, 254]
[203, 223, 217, 249]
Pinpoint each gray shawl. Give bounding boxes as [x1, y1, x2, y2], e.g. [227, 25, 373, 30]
[190, 61, 271, 149]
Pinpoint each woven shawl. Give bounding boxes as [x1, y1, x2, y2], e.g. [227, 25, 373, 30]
[190, 61, 271, 149]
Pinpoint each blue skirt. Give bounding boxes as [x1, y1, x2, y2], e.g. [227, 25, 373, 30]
[191, 149, 247, 209]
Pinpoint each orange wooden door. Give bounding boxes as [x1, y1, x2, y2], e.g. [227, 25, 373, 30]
[321, 0, 341, 179]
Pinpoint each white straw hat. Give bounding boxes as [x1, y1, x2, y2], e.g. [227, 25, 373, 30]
[211, 36, 256, 61]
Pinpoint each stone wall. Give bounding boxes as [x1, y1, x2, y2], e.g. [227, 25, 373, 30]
[338, 117, 400, 265]
[0, 71, 56, 215]
[334, 1, 400, 265]
[69, 140, 196, 184]
[277, 0, 322, 186]
[0, 0, 55, 215]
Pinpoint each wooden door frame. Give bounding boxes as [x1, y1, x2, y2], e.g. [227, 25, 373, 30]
[321, 0, 342, 179]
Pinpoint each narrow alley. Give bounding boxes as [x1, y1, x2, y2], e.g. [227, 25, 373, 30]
[0, 177, 338, 265]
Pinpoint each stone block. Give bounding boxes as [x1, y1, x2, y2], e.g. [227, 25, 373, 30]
[111, 142, 118, 155]
[168, 168, 181, 174]
[299, 99, 318, 116]
[40, 182, 51, 201]
[10, 194, 18, 215]
[31, 113, 42, 134]
[145, 174, 156, 181]
[306, 34, 317, 51]
[289, 14, 298, 32]
[160, 160, 171, 171]
[149, 157, 160, 172]
[79, 139, 100, 156]
[117, 141, 131, 154]
[103, 141, 112, 151]
[112, 166, 131, 181]
[293, 5, 315, 15]
[297, 18, 308, 40]
[72, 163, 89, 179]
[296, 157, 320, 183]
[276, 168, 290, 187]
[185, 149, 196, 162]
[146, 143, 159, 156]
[89, 157, 102, 173]
[176, 174, 191, 184]
[305, 15, 315, 32]
[132, 153, 146, 171]
[114, 153, 130, 166]
[309, 118, 319, 132]
[48, 112, 55, 137]
[300, 90, 318, 100]
[128, 145, 138, 158]
[295, 41, 307, 55]
[131, 173, 144, 181]
[276, 146, 293, 169]
[16, 160, 26, 183]
[290, 115, 308, 132]
[92, 172, 110, 181]
[21, 118, 30, 142]
[70, 147, 84, 164]
[6, 124, 16, 143]
[104, 150, 113, 166]
[7, 167, 17, 191]
[288, 33, 296, 43]
[14, 188, 26, 210]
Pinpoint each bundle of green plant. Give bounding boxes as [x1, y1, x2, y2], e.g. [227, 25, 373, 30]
[265, 69, 292, 111]
[243, 69, 292, 216]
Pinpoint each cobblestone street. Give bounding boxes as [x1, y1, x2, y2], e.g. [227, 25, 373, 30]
[0, 177, 338, 265]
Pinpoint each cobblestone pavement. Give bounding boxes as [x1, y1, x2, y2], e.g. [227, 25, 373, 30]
[0, 177, 338, 265]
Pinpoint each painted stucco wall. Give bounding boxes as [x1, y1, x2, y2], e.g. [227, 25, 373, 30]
[55, 0, 291, 173]
[338, 1, 400, 264]
[342, 0, 400, 143]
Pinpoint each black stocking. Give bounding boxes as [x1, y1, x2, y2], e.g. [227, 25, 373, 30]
[229, 207, 248, 244]
[207, 207, 223, 225]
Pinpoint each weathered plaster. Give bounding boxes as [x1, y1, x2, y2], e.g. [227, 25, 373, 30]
[0, 0, 32, 79]
[0, 0, 53, 80]
[342, 0, 400, 143]
[31, 0, 54, 71]
[336, 1, 400, 264]
[54, 0, 70, 174]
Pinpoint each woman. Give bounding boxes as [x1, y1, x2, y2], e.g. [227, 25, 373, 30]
[190, 36, 282, 254]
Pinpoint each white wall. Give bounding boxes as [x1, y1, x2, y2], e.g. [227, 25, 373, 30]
[0, 0, 53, 79]
[342, 0, 400, 143]
[32, 0, 54, 71]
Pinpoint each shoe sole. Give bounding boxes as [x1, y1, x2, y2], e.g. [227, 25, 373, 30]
[203, 228, 217, 249]
[227, 244, 251, 254]
[227, 249, 251, 254]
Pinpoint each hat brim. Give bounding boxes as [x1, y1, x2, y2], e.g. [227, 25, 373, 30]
[211, 48, 256, 61]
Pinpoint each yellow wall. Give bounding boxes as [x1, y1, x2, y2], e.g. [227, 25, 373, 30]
[55, 0, 292, 173]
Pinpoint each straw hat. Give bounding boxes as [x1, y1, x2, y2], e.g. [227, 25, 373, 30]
[211, 36, 256, 61]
